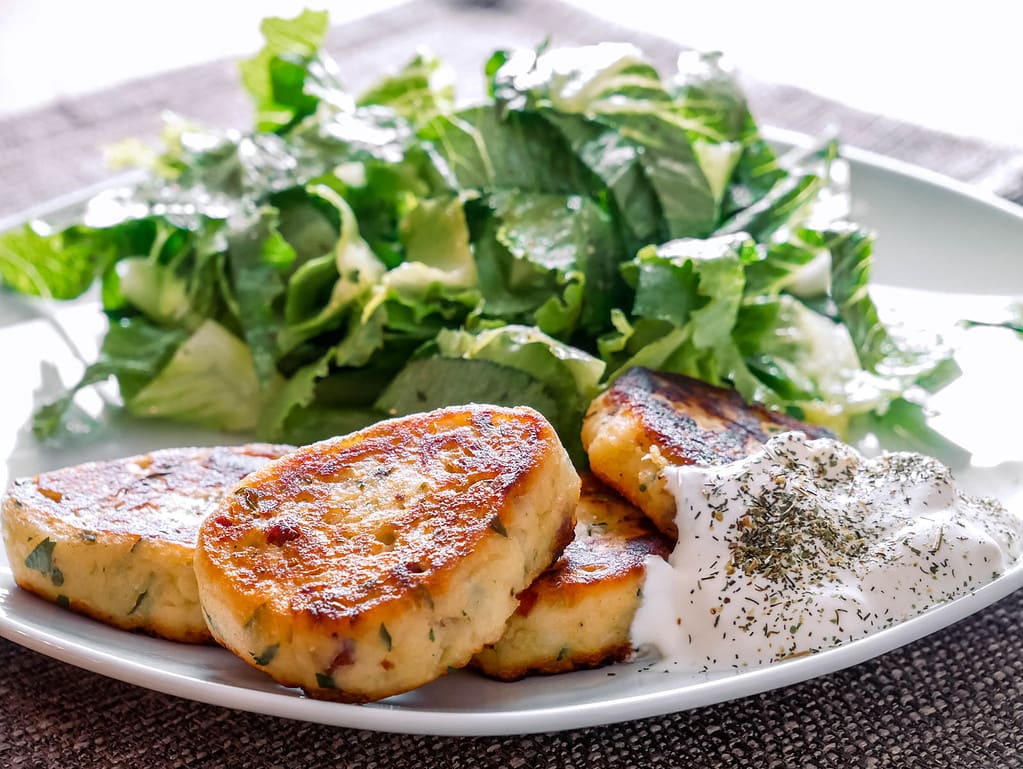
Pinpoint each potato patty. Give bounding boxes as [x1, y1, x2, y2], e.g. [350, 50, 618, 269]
[1, 444, 292, 642]
[582, 368, 831, 538]
[194, 405, 579, 703]
[473, 475, 671, 680]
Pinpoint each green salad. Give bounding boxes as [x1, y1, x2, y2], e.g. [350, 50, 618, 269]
[0, 11, 955, 462]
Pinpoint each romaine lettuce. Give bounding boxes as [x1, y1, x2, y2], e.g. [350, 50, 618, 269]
[0, 12, 960, 456]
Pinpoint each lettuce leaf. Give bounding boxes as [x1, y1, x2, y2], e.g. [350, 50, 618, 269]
[375, 356, 561, 426]
[224, 208, 293, 384]
[540, 110, 665, 249]
[278, 184, 384, 354]
[961, 310, 1023, 336]
[0, 223, 116, 300]
[434, 324, 604, 403]
[388, 195, 477, 294]
[471, 190, 623, 337]
[33, 318, 187, 439]
[257, 348, 334, 440]
[239, 9, 343, 133]
[128, 320, 274, 432]
[604, 234, 754, 383]
[602, 224, 956, 436]
[358, 50, 455, 125]
[8, 20, 961, 454]
[671, 51, 785, 216]
[115, 256, 199, 329]
[276, 405, 382, 445]
[489, 44, 756, 241]
[419, 106, 595, 195]
[381, 324, 604, 462]
[488, 42, 666, 115]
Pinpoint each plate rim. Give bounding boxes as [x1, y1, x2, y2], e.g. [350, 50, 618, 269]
[2, 132, 1022, 736]
[3, 558, 1023, 736]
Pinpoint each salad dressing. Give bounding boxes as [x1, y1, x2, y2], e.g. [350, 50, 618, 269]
[631, 432, 1022, 670]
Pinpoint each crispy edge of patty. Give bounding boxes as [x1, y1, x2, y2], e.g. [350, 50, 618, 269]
[473, 475, 672, 680]
[1, 444, 293, 643]
[194, 405, 580, 703]
[582, 368, 832, 538]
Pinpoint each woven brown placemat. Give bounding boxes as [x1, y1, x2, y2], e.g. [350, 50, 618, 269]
[3, 1, 1023, 766]
[3, 588, 1023, 768]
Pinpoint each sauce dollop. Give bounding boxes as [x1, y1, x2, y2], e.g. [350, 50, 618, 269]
[631, 432, 1022, 670]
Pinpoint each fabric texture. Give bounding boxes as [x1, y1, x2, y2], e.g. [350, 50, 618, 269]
[2, 1, 1022, 766]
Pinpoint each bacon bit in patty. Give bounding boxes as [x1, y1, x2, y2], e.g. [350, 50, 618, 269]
[266, 519, 302, 546]
[515, 589, 540, 617]
[328, 638, 357, 671]
[36, 486, 63, 503]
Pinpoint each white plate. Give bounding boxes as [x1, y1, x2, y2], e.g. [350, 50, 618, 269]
[2, 135, 1022, 736]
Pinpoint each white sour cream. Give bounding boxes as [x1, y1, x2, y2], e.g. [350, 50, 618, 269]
[631, 431, 1023, 671]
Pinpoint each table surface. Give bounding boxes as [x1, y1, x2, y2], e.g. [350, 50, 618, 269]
[2, 1, 1023, 766]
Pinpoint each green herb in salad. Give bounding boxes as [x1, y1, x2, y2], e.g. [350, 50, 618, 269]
[961, 301, 1023, 336]
[0, 10, 954, 455]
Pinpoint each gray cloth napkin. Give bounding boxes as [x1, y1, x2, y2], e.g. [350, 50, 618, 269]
[2, 1, 1023, 766]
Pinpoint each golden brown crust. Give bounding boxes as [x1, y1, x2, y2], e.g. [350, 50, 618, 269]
[6, 444, 293, 546]
[201, 409, 562, 625]
[473, 475, 672, 680]
[1, 444, 294, 643]
[523, 476, 671, 594]
[195, 405, 580, 702]
[582, 368, 831, 538]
